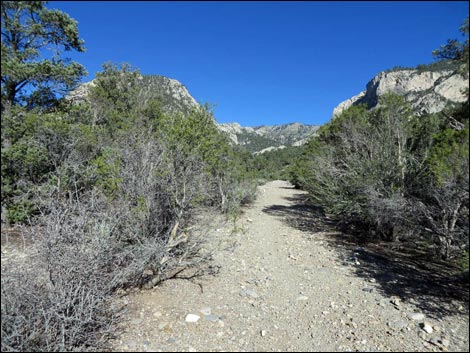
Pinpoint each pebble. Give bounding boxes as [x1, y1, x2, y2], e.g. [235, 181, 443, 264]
[153, 311, 162, 318]
[441, 338, 450, 347]
[296, 295, 309, 301]
[143, 268, 153, 276]
[158, 322, 169, 330]
[422, 322, 433, 334]
[261, 330, 267, 337]
[239, 288, 259, 298]
[205, 314, 219, 322]
[245, 288, 259, 298]
[387, 321, 407, 330]
[185, 314, 200, 323]
[390, 297, 400, 306]
[379, 299, 388, 308]
[408, 312, 425, 321]
[200, 307, 212, 315]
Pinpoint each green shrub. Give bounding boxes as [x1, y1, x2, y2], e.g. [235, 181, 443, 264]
[5, 199, 37, 224]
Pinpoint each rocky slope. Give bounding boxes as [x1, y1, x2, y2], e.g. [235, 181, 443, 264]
[65, 80, 97, 104]
[139, 75, 199, 116]
[66, 75, 199, 116]
[68, 75, 320, 153]
[333, 66, 468, 117]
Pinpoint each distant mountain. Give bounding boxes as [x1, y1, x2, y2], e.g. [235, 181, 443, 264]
[217, 122, 320, 153]
[332, 62, 468, 118]
[68, 75, 320, 153]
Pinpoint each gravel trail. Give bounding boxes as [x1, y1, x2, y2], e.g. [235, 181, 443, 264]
[113, 180, 469, 352]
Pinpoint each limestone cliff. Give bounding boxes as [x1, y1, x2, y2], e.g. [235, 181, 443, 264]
[333, 67, 468, 117]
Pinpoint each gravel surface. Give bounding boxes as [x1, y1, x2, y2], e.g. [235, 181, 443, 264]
[110, 180, 469, 352]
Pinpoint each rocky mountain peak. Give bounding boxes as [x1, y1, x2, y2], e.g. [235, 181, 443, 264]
[67, 74, 320, 153]
[140, 75, 199, 115]
[218, 122, 320, 153]
[66, 74, 200, 116]
[333, 66, 468, 117]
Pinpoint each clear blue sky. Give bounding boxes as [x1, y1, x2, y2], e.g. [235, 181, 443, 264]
[50, 1, 468, 126]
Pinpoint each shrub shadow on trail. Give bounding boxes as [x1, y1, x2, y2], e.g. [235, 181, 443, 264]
[263, 193, 336, 233]
[262, 191, 469, 319]
[334, 236, 470, 319]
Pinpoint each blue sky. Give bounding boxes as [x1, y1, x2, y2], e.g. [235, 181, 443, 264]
[50, 1, 468, 126]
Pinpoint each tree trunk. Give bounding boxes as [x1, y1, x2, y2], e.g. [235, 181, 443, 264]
[438, 235, 452, 260]
[6, 81, 17, 106]
[218, 180, 226, 209]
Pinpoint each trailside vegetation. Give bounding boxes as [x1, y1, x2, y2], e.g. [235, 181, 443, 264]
[1, 3, 257, 350]
[289, 18, 469, 266]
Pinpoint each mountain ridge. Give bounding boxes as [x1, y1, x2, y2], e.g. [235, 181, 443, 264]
[67, 76, 320, 153]
[68, 63, 468, 155]
[217, 122, 320, 153]
[332, 64, 468, 117]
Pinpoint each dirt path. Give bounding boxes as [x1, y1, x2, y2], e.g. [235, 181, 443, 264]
[113, 180, 469, 352]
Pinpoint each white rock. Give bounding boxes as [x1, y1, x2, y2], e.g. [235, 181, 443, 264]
[422, 322, 433, 334]
[244, 288, 259, 298]
[435, 75, 467, 102]
[390, 297, 401, 306]
[185, 314, 200, 323]
[333, 91, 366, 117]
[296, 295, 309, 301]
[408, 312, 425, 321]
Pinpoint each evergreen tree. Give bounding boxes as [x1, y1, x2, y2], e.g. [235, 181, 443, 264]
[1, 1, 86, 108]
